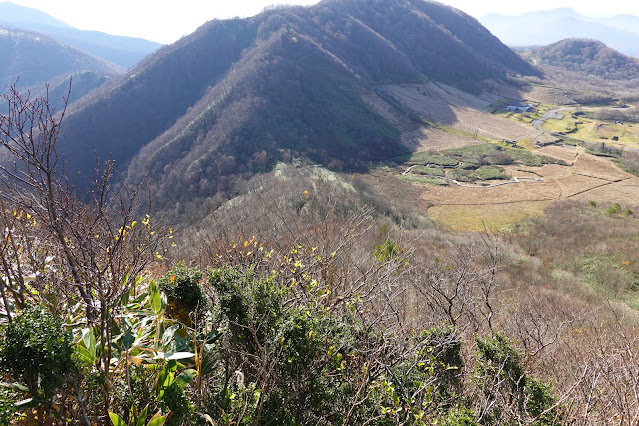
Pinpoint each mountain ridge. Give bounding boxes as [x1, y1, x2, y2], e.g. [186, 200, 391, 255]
[0, 26, 123, 110]
[521, 38, 639, 81]
[0, 1, 70, 28]
[0, 1, 161, 68]
[54, 0, 538, 212]
[480, 8, 639, 57]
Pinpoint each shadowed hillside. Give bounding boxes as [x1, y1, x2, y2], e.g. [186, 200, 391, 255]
[0, 27, 122, 90]
[55, 0, 538, 211]
[0, 27, 123, 110]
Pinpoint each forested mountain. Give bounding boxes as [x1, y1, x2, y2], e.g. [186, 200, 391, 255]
[480, 8, 639, 57]
[0, 27, 123, 110]
[521, 38, 639, 81]
[0, 1, 161, 68]
[56, 0, 537, 211]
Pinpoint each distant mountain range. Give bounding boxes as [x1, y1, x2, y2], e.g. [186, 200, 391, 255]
[480, 8, 639, 57]
[51, 0, 538, 212]
[0, 1, 162, 68]
[0, 27, 124, 110]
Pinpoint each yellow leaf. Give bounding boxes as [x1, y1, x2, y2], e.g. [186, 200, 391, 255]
[129, 355, 144, 365]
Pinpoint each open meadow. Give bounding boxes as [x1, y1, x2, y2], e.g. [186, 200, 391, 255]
[376, 83, 639, 232]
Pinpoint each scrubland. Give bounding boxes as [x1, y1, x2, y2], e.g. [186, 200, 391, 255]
[3, 63, 639, 426]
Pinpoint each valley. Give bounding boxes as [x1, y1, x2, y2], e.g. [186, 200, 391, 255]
[362, 80, 639, 231]
[3, 0, 639, 424]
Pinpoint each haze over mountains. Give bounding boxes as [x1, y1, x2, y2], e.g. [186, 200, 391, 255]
[0, 1, 162, 68]
[0, 27, 124, 111]
[480, 8, 639, 57]
[51, 0, 538, 212]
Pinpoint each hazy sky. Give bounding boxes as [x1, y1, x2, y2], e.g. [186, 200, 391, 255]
[6, 0, 639, 44]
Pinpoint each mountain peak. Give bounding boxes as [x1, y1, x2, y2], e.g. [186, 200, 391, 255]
[480, 8, 639, 57]
[0, 1, 71, 29]
[56, 0, 537, 211]
[546, 7, 581, 16]
[522, 37, 639, 80]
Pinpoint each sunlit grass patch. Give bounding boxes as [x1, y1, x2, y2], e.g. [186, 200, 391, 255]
[517, 138, 535, 150]
[427, 201, 550, 232]
[543, 115, 578, 133]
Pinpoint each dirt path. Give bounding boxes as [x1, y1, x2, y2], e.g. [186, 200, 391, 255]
[451, 176, 543, 188]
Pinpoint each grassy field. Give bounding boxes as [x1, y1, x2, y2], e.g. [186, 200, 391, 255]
[427, 201, 550, 232]
[542, 111, 639, 146]
[542, 114, 580, 134]
[408, 145, 639, 231]
[377, 84, 639, 233]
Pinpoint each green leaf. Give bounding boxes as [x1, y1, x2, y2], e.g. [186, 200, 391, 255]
[81, 327, 97, 362]
[174, 369, 197, 390]
[14, 398, 39, 409]
[121, 285, 131, 307]
[0, 381, 29, 393]
[109, 412, 128, 426]
[75, 346, 94, 365]
[147, 412, 168, 426]
[149, 281, 164, 316]
[161, 325, 179, 349]
[121, 328, 135, 352]
[144, 364, 164, 371]
[153, 351, 195, 360]
[136, 405, 149, 426]
[166, 351, 195, 360]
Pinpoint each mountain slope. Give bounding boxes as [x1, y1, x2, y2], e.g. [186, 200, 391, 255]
[521, 38, 639, 81]
[0, 27, 123, 109]
[480, 8, 639, 57]
[55, 0, 538, 210]
[0, 2, 161, 68]
[0, 1, 69, 28]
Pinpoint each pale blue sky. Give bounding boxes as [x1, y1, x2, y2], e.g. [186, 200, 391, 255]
[5, 0, 639, 44]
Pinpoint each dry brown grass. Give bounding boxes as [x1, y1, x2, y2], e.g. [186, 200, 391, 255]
[554, 174, 611, 198]
[365, 79, 639, 233]
[570, 179, 639, 204]
[362, 88, 484, 151]
[412, 127, 484, 151]
[421, 181, 555, 205]
[570, 147, 630, 181]
[520, 84, 581, 105]
[411, 146, 639, 230]
[427, 201, 550, 232]
[384, 83, 535, 140]
[533, 145, 578, 163]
